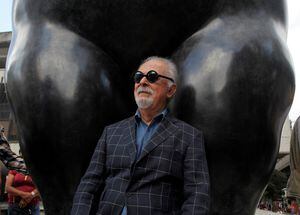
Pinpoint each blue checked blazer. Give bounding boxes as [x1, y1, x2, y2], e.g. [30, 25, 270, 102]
[71, 114, 210, 215]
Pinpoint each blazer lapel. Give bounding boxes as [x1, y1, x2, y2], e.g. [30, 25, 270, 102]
[122, 117, 137, 165]
[137, 115, 178, 163]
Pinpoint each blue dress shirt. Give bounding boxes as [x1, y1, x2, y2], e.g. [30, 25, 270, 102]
[121, 109, 168, 215]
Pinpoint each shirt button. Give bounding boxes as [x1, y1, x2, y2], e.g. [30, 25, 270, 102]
[127, 193, 132, 197]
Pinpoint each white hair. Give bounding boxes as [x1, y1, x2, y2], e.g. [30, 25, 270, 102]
[141, 56, 178, 87]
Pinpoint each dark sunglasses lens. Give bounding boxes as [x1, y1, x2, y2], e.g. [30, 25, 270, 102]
[134, 72, 144, 83]
[147, 71, 159, 83]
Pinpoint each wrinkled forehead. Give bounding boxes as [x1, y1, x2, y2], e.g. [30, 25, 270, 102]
[138, 60, 168, 76]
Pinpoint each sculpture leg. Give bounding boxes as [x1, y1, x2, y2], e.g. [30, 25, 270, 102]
[172, 15, 295, 215]
[6, 21, 127, 214]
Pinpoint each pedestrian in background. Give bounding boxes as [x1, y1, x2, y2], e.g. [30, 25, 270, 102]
[5, 151, 40, 215]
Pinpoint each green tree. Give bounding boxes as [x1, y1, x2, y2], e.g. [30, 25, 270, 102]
[263, 170, 288, 200]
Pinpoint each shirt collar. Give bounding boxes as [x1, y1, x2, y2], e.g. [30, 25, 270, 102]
[135, 108, 168, 124]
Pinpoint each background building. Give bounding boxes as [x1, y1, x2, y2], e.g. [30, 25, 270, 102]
[0, 31, 19, 153]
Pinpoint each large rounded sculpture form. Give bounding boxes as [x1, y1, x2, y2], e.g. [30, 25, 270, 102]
[6, 0, 295, 214]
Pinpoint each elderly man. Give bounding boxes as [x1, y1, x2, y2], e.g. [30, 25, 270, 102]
[71, 57, 210, 215]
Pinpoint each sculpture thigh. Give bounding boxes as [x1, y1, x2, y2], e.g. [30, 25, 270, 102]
[6, 22, 126, 214]
[173, 15, 294, 215]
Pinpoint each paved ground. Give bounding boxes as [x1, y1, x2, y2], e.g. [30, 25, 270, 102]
[256, 209, 288, 215]
[0, 204, 288, 215]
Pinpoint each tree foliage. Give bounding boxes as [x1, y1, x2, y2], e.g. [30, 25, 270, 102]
[263, 170, 288, 200]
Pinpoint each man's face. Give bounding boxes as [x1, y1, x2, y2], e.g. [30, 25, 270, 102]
[134, 60, 176, 111]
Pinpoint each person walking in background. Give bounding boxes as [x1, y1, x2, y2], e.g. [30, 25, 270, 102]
[5, 152, 40, 215]
[290, 199, 299, 215]
[0, 126, 27, 174]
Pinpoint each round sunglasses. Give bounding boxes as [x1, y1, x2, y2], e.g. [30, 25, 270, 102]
[133, 70, 175, 83]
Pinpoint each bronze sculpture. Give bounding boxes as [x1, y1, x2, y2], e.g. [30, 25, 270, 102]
[6, 0, 295, 214]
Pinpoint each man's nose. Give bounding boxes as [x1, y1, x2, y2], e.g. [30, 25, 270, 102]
[139, 76, 149, 85]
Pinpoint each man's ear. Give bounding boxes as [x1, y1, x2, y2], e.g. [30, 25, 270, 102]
[167, 84, 177, 98]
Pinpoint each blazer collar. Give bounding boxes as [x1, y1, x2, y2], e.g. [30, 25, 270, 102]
[123, 114, 178, 165]
[137, 114, 178, 163]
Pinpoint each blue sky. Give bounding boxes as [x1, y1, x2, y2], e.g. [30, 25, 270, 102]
[0, 0, 12, 32]
[1, 0, 300, 122]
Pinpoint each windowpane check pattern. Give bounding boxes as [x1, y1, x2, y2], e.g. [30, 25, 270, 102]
[71, 115, 210, 215]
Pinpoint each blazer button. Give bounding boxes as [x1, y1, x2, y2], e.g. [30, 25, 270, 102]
[126, 193, 132, 197]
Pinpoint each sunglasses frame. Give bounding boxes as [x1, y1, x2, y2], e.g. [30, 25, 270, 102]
[134, 70, 175, 84]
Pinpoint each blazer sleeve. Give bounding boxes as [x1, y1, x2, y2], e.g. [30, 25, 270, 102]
[181, 130, 210, 215]
[71, 127, 108, 215]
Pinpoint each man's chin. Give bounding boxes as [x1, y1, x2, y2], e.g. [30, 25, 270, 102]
[137, 103, 153, 109]
[135, 95, 152, 101]
[138, 105, 152, 110]
[135, 98, 153, 109]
